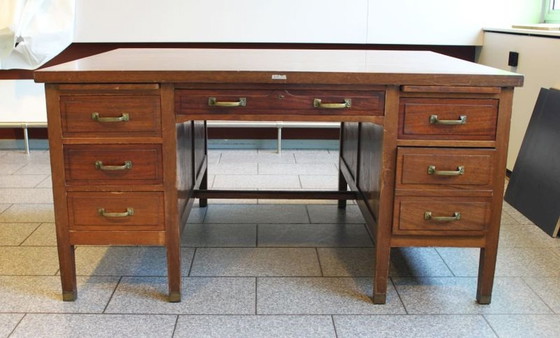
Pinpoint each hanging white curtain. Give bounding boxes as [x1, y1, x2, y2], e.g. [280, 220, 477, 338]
[0, 0, 74, 69]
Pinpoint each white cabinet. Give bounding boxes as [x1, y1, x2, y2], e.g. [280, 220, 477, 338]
[477, 30, 560, 170]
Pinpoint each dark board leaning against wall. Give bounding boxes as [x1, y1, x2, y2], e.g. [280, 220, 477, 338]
[505, 88, 560, 237]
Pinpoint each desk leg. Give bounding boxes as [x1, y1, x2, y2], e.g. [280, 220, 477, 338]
[199, 169, 208, 208]
[337, 164, 348, 209]
[57, 244, 77, 301]
[476, 247, 497, 304]
[373, 243, 390, 304]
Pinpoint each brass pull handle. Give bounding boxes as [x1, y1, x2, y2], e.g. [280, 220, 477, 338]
[208, 97, 247, 107]
[313, 98, 352, 109]
[424, 211, 461, 222]
[429, 115, 467, 125]
[427, 165, 465, 176]
[95, 160, 133, 171]
[91, 112, 130, 122]
[98, 207, 134, 218]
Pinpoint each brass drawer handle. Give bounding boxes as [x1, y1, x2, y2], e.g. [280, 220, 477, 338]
[429, 115, 467, 125]
[208, 97, 247, 107]
[424, 211, 461, 222]
[98, 207, 135, 218]
[91, 112, 130, 122]
[313, 98, 352, 109]
[427, 165, 465, 176]
[95, 160, 133, 171]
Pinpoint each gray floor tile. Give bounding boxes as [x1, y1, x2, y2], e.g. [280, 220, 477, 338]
[186, 206, 207, 224]
[307, 205, 365, 224]
[393, 277, 552, 314]
[20, 223, 56, 246]
[299, 175, 339, 190]
[0, 247, 59, 275]
[190, 248, 321, 276]
[175, 315, 335, 338]
[317, 248, 374, 277]
[219, 150, 259, 163]
[437, 247, 560, 277]
[0, 203, 54, 222]
[11, 314, 177, 338]
[258, 163, 338, 175]
[0, 188, 52, 204]
[294, 151, 339, 164]
[503, 203, 537, 225]
[74, 247, 195, 277]
[256, 151, 297, 164]
[213, 174, 301, 189]
[203, 205, 309, 224]
[0, 175, 48, 188]
[317, 248, 454, 278]
[182, 223, 257, 247]
[0, 223, 40, 245]
[390, 247, 455, 277]
[35, 176, 52, 188]
[0, 276, 118, 313]
[13, 164, 52, 175]
[0, 203, 10, 214]
[257, 277, 406, 314]
[208, 162, 258, 175]
[499, 222, 560, 248]
[0, 314, 24, 337]
[0, 163, 27, 175]
[259, 223, 372, 247]
[523, 277, 560, 313]
[105, 277, 255, 314]
[334, 315, 497, 338]
[484, 314, 560, 338]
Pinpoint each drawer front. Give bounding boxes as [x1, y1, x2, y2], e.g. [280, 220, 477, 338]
[397, 147, 495, 188]
[393, 197, 491, 236]
[175, 89, 385, 117]
[399, 98, 498, 140]
[64, 145, 163, 185]
[67, 192, 164, 231]
[61, 95, 161, 137]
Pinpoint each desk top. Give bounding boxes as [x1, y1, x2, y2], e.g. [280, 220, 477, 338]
[34, 48, 523, 87]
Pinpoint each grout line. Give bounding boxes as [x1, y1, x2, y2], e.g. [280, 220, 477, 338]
[102, 276, 123, 314]
[8, 312, 27, 337]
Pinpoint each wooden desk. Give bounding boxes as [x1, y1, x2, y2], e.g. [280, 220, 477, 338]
[34, 49, 523, 304]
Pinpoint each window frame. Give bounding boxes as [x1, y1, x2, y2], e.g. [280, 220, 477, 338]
[544, 0, 560, 23]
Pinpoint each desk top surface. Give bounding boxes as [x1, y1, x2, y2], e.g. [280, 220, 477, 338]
[34, 48, 523, 87]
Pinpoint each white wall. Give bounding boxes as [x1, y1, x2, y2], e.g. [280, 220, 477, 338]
[74, 0, 542, 45]
[478, 31, 560, 170]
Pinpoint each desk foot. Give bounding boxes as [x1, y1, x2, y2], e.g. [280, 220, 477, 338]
[337, 200, 347, 209]
[476, 295, 492, 305]
[62, 291, 77, 301]
[372, 293, 386, 304]
[199, 199, 208, 208]
[168, 291, 181, 303]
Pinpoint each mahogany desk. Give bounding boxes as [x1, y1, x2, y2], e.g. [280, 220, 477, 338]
[34, 49, 523, 304]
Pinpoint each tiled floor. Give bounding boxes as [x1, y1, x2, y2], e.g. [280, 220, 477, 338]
[1, 148, 559, 337]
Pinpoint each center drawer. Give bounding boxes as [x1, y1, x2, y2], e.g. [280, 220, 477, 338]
[64, 144, 163, 185]
[175, 89, 385, 117]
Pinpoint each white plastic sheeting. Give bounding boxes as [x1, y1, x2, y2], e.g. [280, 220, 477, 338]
[0, 0, 74, 69]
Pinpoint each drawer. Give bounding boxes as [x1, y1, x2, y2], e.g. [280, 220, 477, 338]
[393, 197, 491, 236]
[175, 89, 385, 117]
[67, 192, 164, 231]
[396, 147, 495, 189]
[60, 95, 161, 137]
[64, 145, 163, 185]
[399, 98, 498, 141]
